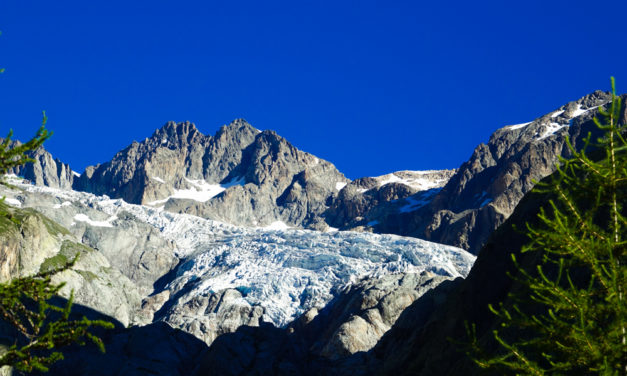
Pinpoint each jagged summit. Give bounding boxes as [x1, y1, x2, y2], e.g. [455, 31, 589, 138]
[223, 118, 259, 132]
[494, 90, 612, 141]
[150, 121, 204, 147]
[70, 119, 347, 230]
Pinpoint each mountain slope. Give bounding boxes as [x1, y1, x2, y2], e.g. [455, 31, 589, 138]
[332, 90, 615, 253]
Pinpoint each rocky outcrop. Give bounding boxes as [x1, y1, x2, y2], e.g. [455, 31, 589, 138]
[191, 271, 454, 375]
[160, 288, 265, 346]
[325, 170, 455, 231]
[74, 119, 348, 230]
[298, 271, 451, 360]
[362, 91, 618, 253]
[8, 185, 180, 298]
[6, 142, 75, 189]
[0, 202, 142, 327]
[74, 121, 212, 204]
[361, 93, 627, 376]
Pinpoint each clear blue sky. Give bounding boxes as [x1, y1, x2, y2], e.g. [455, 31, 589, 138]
[1, 1, 626, 179]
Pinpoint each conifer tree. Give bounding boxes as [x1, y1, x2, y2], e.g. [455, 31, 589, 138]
[468, 78, 626, 374]
[0, 91, 113, 372]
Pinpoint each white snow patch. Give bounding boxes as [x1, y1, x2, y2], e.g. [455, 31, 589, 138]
[570, 104, 599, 118]
[4, 198, 21, 207]
[262, 221, 291, 231]
[538, 122, 567, 140]
[550, 110, 565, 118]
[148, 176, 246, 205]
[373, 171, 451, 191]
[53, 201, 73, 209]
[3, 174, 24, 184]
[505, 121, 532, 130]
[399, 188, 441, 213]
[335, 182, 347, 191]
[151, 176, 165, 184]
[73, 213, 116, 228]
[400, 196, 429, 213]
[71, 171, 81, 177]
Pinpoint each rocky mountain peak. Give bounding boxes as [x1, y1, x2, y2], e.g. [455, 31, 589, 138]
[71, 119, 347, 230]
[4, 140, 76, 189]
[149, 121, 205, 149]
[222, 118, 259, 133]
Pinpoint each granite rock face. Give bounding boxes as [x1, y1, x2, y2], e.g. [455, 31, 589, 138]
[74, 119, 348, 230]
[6, 141, 75, 189]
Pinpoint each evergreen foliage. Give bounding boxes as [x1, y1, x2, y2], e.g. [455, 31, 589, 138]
[0, 102, 114, 371]
[468, 78, 627, 374]
[0, 115, 51, 179]
[0, 258, 113, 373]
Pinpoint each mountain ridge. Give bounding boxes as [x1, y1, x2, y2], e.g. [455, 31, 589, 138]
[9, 89, 622, 254]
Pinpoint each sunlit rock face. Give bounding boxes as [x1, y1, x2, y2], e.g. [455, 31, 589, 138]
[73, 119, 349, 230]
[3, 138, 76, 189]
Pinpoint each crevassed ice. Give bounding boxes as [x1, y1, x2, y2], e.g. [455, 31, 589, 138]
[8, 178, 476, 328]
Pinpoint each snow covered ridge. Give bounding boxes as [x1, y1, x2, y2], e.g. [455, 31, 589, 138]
[4, 177, 476, 328]
[362, 170, 456, 192]
[501, 98, 609, 141]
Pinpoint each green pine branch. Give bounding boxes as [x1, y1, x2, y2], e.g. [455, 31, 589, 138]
[466, 78, 627, 374]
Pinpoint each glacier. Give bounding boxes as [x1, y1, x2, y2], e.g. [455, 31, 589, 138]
[3, 176, 475, 328]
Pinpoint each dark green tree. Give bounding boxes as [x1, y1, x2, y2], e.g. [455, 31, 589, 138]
[468, 78, 626, 374]
[0, 76, 113, 372]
